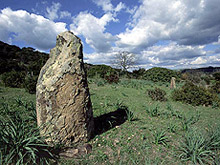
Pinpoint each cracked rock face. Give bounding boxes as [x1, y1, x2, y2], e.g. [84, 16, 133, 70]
[36, 31, 94, 146]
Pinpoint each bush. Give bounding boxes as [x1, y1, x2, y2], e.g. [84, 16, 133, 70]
[147, 87, 167, 101]
[24, 73, 38, 94]
[213, 72, 220, 81]
[86, 64, 119, 78]
[105, 73, 119, 84]
[211, 81, 220, 94]
[172, 82, 220, 106]
[181, 72, 203, 84]
[132, 68, 146, 79]
[143, 67, 180, 82]
[1, 70, 26, 88]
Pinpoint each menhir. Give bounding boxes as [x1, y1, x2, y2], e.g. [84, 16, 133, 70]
[36, 31, 94, 146]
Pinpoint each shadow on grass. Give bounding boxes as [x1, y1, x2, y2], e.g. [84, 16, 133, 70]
[93, 107, 127, 136]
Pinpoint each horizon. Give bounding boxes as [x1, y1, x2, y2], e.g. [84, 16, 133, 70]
[0, 0, 220, 70]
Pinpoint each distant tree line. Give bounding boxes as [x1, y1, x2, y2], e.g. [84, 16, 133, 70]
[0, 41, 219, 97]
[0, 41, 49, 93]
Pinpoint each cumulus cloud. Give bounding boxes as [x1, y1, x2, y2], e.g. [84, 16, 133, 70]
[70, 0, 127, 53]
[84, 51, 116, 65]
[136, 42, 208, 68]
[116, 0, 220, 52]
[191, 57, 207, 65]
[190, 55, 220, 68]
[0, 8, 67, 50]
[70, 12, 118, 52]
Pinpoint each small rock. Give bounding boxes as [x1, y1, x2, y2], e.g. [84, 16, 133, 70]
[59, 144, 92, 158]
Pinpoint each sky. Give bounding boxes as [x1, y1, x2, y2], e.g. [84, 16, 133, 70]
[0, 0, 220, 70]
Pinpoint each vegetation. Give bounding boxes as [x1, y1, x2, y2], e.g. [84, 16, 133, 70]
[0, 95, 55, 164]
[0, 41, 48, 93]
[0, 41, 220, 164]
[85, 64, 120, 78]
[179, 127, 220, 164]
[112, 51, 138, 71]
[143, 67, 180, 82]
[147, 87, 167, 101]
[1, 70, 26, 88]
[171, 82, 220, 106]
[1, 76, 220, 164]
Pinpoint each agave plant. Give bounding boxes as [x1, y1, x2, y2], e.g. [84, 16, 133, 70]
[179, 128, 214, 164]
[153, 129, 169, 146]
[125, 109, 135, 122]
[146, 106, 160, 117]
[0, 113, 54, 165]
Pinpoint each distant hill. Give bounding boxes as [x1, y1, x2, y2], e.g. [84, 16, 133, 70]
[0, 41, 122, 78]
[0, 41, 49, 75]
[181, 66, 220, 74]
[1, 40, 219, 81]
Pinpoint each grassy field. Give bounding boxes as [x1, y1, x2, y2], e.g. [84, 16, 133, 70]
[0, 78, 220, 164]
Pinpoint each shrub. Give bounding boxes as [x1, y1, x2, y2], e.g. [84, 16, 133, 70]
[213, 72, 220, 81]
[1, 70, 26, 88]
[143, 67, 180, 82]
[181, 72, 203, 84]
[147, 87, 167, 101]
[105, 73, 119, 84]
[132, 68, 146, 79]
[86, 64, 119, 78]
[24, 73, 38, 94]
[171, 82, 220, 106]
[211, 81, 220, 94]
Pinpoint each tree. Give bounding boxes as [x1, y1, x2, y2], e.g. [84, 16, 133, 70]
[112, 51, 138, 71]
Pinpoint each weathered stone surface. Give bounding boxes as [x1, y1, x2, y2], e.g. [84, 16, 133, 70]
[170, 77, 176, 89]
[36, 31, 94, 146]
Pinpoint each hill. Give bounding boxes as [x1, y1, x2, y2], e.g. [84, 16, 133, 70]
[0, 41, 49, 75]
[181, 66, 220, 74]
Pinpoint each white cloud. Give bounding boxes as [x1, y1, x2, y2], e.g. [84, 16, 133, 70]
[114, 2, 126, 13]
[45, 2, 61, 20]
[60, 11, 71, 19]
[0, 8, 67, 50]
[70, 0, 126, 53]
[93, 0, 113, 12]
[137, 42, 207, 68]
[84, 52, 116, 65]
[190, 55, 220, 68]
[191, 57, 207, 65]
[93, 0, 125, 13]
[70, 12, 117, 52]
[45, 2, 72, 20]
[116, 0, 220, 52]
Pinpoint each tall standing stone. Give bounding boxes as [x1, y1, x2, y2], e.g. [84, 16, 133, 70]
[170, 77, 176, 89]
[36, 31, 94, 146]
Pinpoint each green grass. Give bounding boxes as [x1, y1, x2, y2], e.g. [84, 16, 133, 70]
[0, 78, 220, 164]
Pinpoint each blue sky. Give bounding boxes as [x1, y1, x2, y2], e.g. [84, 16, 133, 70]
[0, 0, 220, 69]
